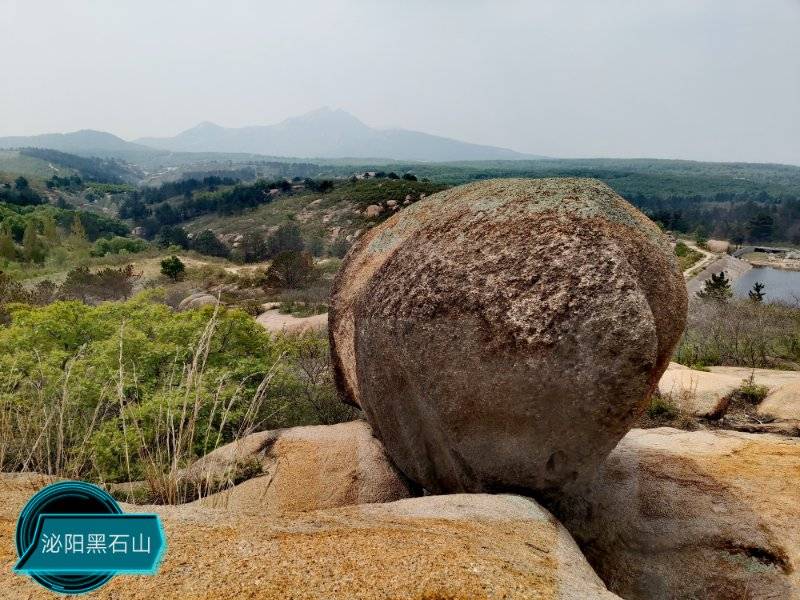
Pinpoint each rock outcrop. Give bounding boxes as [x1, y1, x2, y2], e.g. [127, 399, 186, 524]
[0, 477, 619, 599]
[659, 362, 800, 421]
[255, 308, 328, 334]
[556, 427, 800, 600]
[184, 421, 416, 513]
[760, 381, 800, 421]
[657, 362, 742, 416]
[177, 292, 219, 311]
[330, 178, 687, 496]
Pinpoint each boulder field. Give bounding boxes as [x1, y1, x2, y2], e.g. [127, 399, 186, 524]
[330, 178, 687, 497]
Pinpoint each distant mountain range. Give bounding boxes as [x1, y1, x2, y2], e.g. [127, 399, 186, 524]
[0, 129, 151, 156]
[0, 108, 539, 162]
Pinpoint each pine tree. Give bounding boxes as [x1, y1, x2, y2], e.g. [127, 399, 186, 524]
[748, 281, 766, 302]
[22, 222, 46, 264]
[67, 214, 89, 250]
[0, 225, 16, 261]
[41, 214, 59, 245]
[698, 271, 733, 302]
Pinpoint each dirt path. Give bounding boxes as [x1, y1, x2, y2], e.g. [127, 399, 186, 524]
[683, 241, 717, 278]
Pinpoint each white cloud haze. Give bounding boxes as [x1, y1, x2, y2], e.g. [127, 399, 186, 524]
[1, 0, 798, 163]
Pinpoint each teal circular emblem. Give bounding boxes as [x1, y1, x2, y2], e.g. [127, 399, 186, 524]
[15, 481, 122, 594]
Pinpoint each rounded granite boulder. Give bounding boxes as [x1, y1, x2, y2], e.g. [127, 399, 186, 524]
[330, 178, 687, 497]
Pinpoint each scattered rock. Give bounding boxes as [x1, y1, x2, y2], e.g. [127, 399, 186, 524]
[330, 178, 687, 497]
[0, 477, 619, 599]
[386, 200, 397, 208]
[556, 427, 800, 600]
[364, 204, 384, 218]
[177, 292, 219, 311]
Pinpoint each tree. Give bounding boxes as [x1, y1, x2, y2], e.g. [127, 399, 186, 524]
[264, 251, 316, 289]
[160, 256, 185, 281]
[266, 222, 304, 257]
[387, 172, 400, 180]
[156, 226, 190, 249]
[41, 214, 59, 245]
[239, 231, 268, 263]
[748, 281, 766, 303]
[14, 176, 29, 190]
[402, 173, 418, 181]
[22, 222, 46, 264]
[0, 225, 16, 261]
[68, 214, 89, 250]
[192, 229, 229, 257]
[119, 196, 150, 221]
[748, 213, 774, 242]
[154, 203, 179, 225]
[694, 226, 708, 248]
[698, 271, 733, 302]
[60, 265, 141, 302]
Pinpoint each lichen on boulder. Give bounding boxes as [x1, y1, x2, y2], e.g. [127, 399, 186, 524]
[330, 178, 687, 497]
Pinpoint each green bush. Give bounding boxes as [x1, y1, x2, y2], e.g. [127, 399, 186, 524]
[646, 394, 679, 419]
[736, 376, 770, 404]
[91, 236, 148, 257]
[0, 296, 352, 486]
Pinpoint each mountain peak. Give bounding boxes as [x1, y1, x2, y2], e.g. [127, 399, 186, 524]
[193, 121, 224, 130]
[131, 109, 534, 160]
[280, 107, 368, 129]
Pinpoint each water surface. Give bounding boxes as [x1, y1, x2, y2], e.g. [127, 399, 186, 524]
[734, 267, 800, 304]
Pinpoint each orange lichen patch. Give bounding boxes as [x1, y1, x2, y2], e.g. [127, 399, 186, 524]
[1, 478, 613, 600]
[559, 428, 800, 599]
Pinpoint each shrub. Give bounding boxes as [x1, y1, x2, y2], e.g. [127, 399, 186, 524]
[736, 375, 770, 404]
[91, 236, 148, 257]
[161, 256, 186, 282]
[265, 251, 316, 289]
[646, 394, 680, 419]
[675, 298, 800, 368]
[0, 297, 355, 491]
[59, 265, 140, 302]
[192, 229, 230, 258]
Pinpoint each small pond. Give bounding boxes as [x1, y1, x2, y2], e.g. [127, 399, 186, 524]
[734, 267, 800, 304]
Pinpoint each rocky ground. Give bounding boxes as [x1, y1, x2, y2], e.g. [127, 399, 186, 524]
[656, 361, 800, 434]
[3, 425, 798, 599]
[0, 474, 617, 599]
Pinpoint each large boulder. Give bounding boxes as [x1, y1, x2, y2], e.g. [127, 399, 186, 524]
[177, 291, 219, 311]
[330, 178, 687, 496]
[183, 421, 416, 513]
[0, 479, 619, 599]
[556, 427, 800, 599]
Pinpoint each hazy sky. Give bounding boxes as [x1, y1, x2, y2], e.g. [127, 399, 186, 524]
[1, 0, 799, 164]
